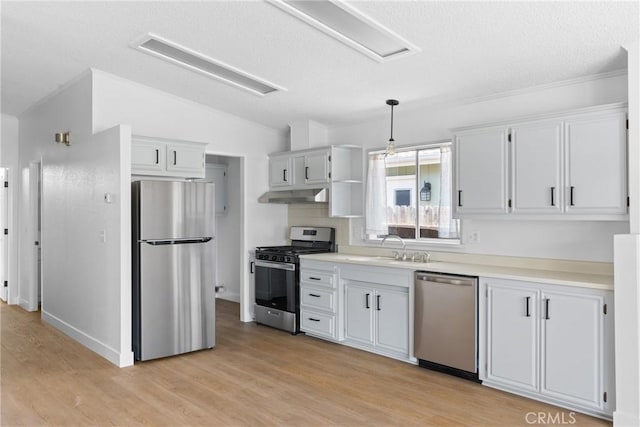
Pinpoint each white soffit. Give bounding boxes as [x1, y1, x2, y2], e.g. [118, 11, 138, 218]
[131, 33, 286, 97]
[269, 0, 420, 62]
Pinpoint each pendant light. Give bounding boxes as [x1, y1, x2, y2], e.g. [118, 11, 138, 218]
[385, 99, 399, 156]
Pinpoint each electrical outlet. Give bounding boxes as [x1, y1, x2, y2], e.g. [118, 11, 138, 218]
[467, 230, 479, 244]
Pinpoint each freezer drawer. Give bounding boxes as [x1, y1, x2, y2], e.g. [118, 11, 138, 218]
[135, 240, 215, 361]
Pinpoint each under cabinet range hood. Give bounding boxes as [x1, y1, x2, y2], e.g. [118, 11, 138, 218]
[258, 188, 328, 204]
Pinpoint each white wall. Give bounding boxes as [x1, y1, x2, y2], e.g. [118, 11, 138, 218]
[18, 71, 134, 366]
[90, 69, 289, 322]
[330, 72, 630, 262]
[1, 114, 19, 303]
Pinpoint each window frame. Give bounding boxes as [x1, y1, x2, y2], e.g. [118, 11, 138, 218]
[364, 140, 461, 247]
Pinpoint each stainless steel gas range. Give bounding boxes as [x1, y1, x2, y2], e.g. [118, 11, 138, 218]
[254, 226, 335, 334]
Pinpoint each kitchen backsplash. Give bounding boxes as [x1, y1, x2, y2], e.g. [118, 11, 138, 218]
[288, 204, 350, 248]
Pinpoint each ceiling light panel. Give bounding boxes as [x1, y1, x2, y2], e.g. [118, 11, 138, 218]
[270, 0, 419, 62]
[132, 33, 285, 96]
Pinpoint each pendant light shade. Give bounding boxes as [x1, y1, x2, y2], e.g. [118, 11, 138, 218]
[386, 99, 399, 156]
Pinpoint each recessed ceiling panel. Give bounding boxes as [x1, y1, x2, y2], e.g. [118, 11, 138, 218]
[132, 33, 286, 96]
[271, 0, 420, 62]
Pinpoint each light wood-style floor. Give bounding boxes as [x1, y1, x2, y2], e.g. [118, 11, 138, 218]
[1, 300, 611, 426]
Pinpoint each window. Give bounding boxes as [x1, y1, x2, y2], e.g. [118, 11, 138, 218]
[365, 143, 460, 242]
[395, 189, 411, 206]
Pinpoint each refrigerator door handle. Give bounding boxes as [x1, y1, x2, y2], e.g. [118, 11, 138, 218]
[142, 237, 213, 245]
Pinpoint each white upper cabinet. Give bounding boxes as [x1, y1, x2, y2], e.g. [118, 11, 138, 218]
[304, 151, 330, 185]
[564, 110, 628, 215]
[166, 142, 206, 176]
[453, 103, 627, 220]
[511, 120, 563, 214]
[267, 145, 363, 217]
[454, 126, 509, 215]
[132, 137, 206, 179]
[269, 155, 292, 188]
[132, 139, 165, 173]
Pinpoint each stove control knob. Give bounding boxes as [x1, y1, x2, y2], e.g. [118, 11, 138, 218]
[271, 255, 278, 261]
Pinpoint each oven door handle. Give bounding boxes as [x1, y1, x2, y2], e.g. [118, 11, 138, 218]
[254, 260, 296, 271]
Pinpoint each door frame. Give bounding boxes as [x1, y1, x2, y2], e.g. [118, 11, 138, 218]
[20, 161, 41, 311]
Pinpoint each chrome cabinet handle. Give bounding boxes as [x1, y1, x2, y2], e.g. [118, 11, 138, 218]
[376, 295, 381, 311]
[173, 151, 177, 165]
[305, 166, 309, 180]
[525, 296, 531, 317]
[550, 187, 555, 206]
[308, 277, 321, 281]
[309, 293, 321, 298]
[283, 169, 287, 182]
[365, 293, 370, 309]
[155, 149, 159, 165]
[250, 261, 254, 274]
[458, 190, 463, 207]
[308, 318, 320, 322]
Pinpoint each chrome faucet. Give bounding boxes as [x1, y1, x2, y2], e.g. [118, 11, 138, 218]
[381, 235, 407, 261]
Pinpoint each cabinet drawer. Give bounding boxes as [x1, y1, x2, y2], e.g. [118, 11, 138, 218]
[300, 270, 335, 288]
[301, 287, 336, 312]
[301, 310, 336, 339]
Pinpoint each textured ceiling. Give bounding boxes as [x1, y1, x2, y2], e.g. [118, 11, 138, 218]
[1, 1, 638, 130]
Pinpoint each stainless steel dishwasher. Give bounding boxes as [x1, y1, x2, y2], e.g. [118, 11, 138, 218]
[414, 271, 479, 382]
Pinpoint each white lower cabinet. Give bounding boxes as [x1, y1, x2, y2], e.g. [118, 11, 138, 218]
[341, 265, 412, 361]
[344, 283, 409, 356]
[480, 277, 614, 419]
[299, 260, 340, 341]
[299, 260, 412, 362]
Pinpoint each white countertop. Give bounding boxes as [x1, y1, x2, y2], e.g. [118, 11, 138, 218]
[300, 253, 614, 291]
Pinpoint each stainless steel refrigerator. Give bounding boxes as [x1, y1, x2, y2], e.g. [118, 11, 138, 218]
[132, 180, 215, 361]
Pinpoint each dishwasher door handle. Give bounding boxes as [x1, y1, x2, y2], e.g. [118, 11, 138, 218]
[416, 275, 474, 287]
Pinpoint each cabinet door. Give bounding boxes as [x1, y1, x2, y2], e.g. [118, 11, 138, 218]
[269, 156, 292, 188]
[207, 165, 227, 214]
[485, 284, 539, 392]
[166, 143, 205, 177]
[511, 120, 563, 214]
[565, 111, 627, 214]
[375, 287, 409, 355]
[540, 290, 605, 410]
[305, 152, 329, 185]
[344, 283, 374, 345]
[132, 140, 165, 174]
[454, 127, 509, 215]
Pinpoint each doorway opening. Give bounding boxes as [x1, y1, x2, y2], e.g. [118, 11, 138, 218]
[201, 154, 248, 320]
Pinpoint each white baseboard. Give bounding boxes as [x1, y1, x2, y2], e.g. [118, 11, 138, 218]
[41, 310, 134, 368]
[19, 298, 37, 312]
[614, 411, 640, 426]
[217, 292, 240, 303]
